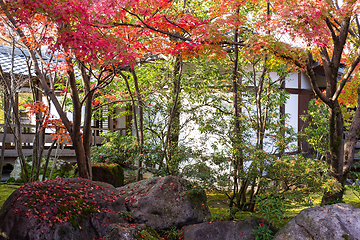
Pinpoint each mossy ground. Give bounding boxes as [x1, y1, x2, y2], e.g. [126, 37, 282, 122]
[0, 184, 20, 207]
[206, 186, 360, 228]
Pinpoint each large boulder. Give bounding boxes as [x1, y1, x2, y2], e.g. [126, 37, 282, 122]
[117, 176, 211, 230]
[273, 203, 360, 240]
[92, 163, 124, 187]
[183, 217, 276, 240]
[0, 178, 127, 240]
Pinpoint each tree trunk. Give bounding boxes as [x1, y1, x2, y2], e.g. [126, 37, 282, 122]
[42, 138, 57, 181]
[131, 68, 144, 181]
[169, 55, 182, 147]
[13, 102, 29, 182]
[322, 87, 360, 204]
[230, 21, 245, 217]
[79, 62, 93, 180]
[67, 67, 91, 179]
[0, 99, 12, 182]
[164, 56, 182, 176]
[120, 71, 142, 177]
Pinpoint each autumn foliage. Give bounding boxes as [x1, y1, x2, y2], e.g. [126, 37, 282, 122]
[22, 101, 71, 144]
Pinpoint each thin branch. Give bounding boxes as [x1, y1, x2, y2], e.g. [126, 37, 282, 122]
[306, 52, 331, 105]
[80, 71, 115, 106]
[355, 15, 360, 36]
[96, 13, 245, 47]
[332, 51, 360, 102]
[325, 17, 338, 43]
[163, 15, 190, 36]
[92, 99, 132, 111]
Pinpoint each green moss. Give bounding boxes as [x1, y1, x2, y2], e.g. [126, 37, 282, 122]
[68, 219, 79, 229]
[6, 177, 24, 185]
[135, 228, 162, 240]
[0, 184, 19, 208]
[92, 163, 124, 186]
[59, 227, 67, 236]
[343, 187, 360, 208]
[107, 164, 124, 186]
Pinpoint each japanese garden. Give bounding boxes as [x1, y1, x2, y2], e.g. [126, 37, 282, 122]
[1, 0, 360, 239]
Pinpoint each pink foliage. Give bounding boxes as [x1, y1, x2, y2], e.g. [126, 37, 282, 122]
[6, 0, 214, 68]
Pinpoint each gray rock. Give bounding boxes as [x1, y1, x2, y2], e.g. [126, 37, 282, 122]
[92, 163, 124, 187]
[117, 176, 211, 230]
[353, 180, 360, 186]
[104, 223, 161, 240]
[0, 178, 127, 240]
[346, 179, 355, 185]
[9, 158, 22, 181]
[183, 217, 276, 240]
[273, 203, 360, 240]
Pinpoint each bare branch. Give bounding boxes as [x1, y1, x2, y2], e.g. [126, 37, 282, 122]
[92, 99, 132, 111]
[325, 17, 338, 43]
[306, 52, 331, 105]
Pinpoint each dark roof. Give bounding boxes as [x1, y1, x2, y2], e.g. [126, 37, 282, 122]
[0, 45, 64, 77]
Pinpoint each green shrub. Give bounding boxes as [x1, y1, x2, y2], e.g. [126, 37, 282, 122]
[91, 133, 139, 166]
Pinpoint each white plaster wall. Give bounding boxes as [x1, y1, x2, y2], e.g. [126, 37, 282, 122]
[301, 72, 312, 90]
[179, 94, 231, 154]
[285, 94, 298, 150]
[285, 94, 298, 132]
[285, 72, 298, 89]
[269, 72, 279, 81]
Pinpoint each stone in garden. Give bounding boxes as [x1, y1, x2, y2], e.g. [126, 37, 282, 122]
[0, 178, 127, 240]
[117, 176, 211, 230]
[92, 163, 124, 187]
[273, 203, 360, 240]
[105, 223, 162, 240]
[9, 158, 22, 181]
[183, 217, 276, 240]
[353, 180, 360, 186]
[345, 179, 354, 185]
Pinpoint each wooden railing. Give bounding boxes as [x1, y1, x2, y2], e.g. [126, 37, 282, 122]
[0, 124, 127, 162]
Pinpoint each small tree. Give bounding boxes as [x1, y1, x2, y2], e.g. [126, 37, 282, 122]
[264, 0, 360, 203]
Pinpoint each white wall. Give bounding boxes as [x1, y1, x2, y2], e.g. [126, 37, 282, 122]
[285, 72, 298, 89]
[301, 72, 312, 90]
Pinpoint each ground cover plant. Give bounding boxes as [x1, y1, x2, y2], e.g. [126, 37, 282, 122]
[206, 186, 360, 228]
